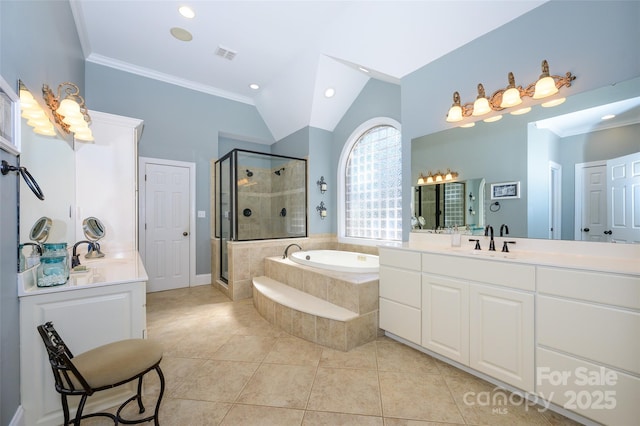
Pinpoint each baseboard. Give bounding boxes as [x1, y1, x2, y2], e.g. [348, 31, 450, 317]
[9, 405, 25, 426]
[193, 273, 211, 286]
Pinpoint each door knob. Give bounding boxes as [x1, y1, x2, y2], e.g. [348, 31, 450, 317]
[183, 231, 189, 236]
[582, 228, 590, 232]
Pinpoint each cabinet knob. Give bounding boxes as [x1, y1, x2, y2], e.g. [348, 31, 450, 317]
[582, 228, 590, 232]
[604, 230, 613, 235]
[183, 231, 189, 236]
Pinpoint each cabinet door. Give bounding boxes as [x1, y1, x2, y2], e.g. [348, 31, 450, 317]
[422, 274, 469, 365]
[20, 283, 146, 426]
[470, 284, 534, 392]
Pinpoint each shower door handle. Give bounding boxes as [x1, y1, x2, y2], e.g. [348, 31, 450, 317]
[183, 231, 189, 236]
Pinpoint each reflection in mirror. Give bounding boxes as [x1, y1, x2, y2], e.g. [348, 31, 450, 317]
[82, 217, 106, 258]
[412, 77, 640, 241]
[30, 216, 52, 243]
[412, 179, 485, 233]
[19, 83, 75, 248]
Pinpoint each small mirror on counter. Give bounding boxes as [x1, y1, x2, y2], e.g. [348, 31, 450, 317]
[30, 216, 52, 243]
[82, 216, 105, 258]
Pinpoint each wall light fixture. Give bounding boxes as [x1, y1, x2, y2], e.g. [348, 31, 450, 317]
[42, 82, 94, 142]
[446, 60, 575, 125]
[316, 201, 327, 219]
[317, 176, 327, 193]
[416, 169, 459, 185]
[19, 83, 56, 137]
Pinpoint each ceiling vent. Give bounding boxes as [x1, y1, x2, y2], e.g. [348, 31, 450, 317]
[215, 46, 237, 61]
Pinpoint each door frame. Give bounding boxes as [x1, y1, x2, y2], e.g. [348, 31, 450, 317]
[574, 160, 605, 241]
[138, 157, 196, 286]
[548, 161, 562, 239]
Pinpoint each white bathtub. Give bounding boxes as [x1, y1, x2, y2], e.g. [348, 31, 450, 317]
[289, 250, 379, 273]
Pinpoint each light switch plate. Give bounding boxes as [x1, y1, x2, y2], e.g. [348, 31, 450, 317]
[197, 210, 206, 218]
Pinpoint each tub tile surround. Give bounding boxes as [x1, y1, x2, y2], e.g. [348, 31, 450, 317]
[212, 234, 375, 301]
[254, 256, 379, 351]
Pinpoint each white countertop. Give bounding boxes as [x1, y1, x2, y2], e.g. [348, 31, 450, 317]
[379, 233, 640, 276]
[18, 250, 148, 297]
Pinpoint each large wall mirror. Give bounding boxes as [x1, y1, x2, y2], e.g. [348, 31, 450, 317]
[19, 84, 75, 246]
[412, 77, 640, 242]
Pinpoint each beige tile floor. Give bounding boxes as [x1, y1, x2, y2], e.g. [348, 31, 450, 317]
[91, 285, 583, 425]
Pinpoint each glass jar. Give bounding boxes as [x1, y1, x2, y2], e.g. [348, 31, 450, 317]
[37, 256, 69, 287]
[37, 242, 69, 287]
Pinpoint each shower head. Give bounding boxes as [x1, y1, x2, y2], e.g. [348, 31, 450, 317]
[274, 167, 285, 176]
[246, 169, 253, 177]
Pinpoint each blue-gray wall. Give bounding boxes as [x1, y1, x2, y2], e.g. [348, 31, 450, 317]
[85, 63, 274, 275]
[0, 1, 84, 423]
[403, 0, 640, 240]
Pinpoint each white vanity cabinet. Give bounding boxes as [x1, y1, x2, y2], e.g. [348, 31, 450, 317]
[20, 278, 147, 426]
[421, 274, 469, 364]
[536, 267, 640, 425]
[378, 247, 421, 344]
[421, 253, 535, 392]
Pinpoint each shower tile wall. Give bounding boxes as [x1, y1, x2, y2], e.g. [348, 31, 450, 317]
[237, 160, 306, 240]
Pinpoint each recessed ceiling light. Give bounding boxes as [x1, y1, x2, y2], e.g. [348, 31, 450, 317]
[601, 114, 616, 120]
[324, 88, 335, 98]
[249, 83, 260, 90]
[170, 27, 193, 42]
[178, 6, 195, 19]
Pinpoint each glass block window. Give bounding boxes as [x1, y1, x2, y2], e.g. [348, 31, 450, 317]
[344, 125, 402, 241]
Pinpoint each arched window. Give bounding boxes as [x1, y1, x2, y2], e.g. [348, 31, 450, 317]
[338, 118, 402, 244]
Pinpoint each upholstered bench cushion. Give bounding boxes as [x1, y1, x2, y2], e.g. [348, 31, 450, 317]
[72, 339, 163, 389]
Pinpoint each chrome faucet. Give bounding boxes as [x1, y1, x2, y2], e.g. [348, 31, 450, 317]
[500, 224, 509, 237]
[71, 240, 93, 268]
[484, 225, 495, 251]
[283, 243, 302, 259]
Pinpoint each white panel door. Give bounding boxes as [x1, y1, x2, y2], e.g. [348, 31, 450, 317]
[607, 152, 640, 243]
[576, 164, 607, 241]
[470, 284, 534, 392]
[421, 274, 469, 365]
[145, 163, 190, 292]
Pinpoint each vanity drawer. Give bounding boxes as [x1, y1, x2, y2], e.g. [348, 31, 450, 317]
[537, 267, 640, 309]
[537, 295, 640, 374]
[379, 247, 421, 270]
[379, 298, 421, 345]
[379, 266, 421, 308]
[422, 253, 535, 291]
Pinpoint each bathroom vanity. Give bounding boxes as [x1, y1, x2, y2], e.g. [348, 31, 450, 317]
[18, 251, 148, 426]
[379, 233, 639, 426]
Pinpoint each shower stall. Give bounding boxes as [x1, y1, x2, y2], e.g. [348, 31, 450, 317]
[214, 149, 307, 282]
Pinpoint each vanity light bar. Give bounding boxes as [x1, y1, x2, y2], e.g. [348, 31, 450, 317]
[446, 60, 576, 125]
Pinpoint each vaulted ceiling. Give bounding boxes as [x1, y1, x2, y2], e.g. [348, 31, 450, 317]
[71, 1, 546, 141]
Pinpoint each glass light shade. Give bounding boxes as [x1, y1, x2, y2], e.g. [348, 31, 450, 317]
[426, 175, 434, 184]
[484, 115, 503, 123]
[445, 171, 453, 181]
[34, 126, 56, 136]
[435, 174, 443, 182]
[63, 115, 88, 126]
[20, 90, 37, 109]
[460, 122, 475, 128]
[320, 209, 327, 217]
[23, 108, 47, 120]
[417, 176, 425, 185]
[541, 97, 566, 108]
[446, 105, 463, 122]
[500, 87, 522, 108]
[27, 117, 51, 128]
[533, 76, 558, 99]
[74, 129, 94, 142]
[56, 98, 81, 116]
[510, 107, 531, 116]
[472, 97, 491, 116]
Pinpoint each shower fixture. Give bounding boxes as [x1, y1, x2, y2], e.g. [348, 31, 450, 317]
[274, 167, 285, 176]
[246, 169, 253, 177]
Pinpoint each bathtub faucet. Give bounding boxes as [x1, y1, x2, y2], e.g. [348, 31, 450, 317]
[283, 243, 302, 259]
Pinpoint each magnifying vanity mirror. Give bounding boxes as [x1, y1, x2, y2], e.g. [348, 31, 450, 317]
[412, 77, 640, 242]
[82, 217, 105, 258]
[30, 216, 52, 243]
